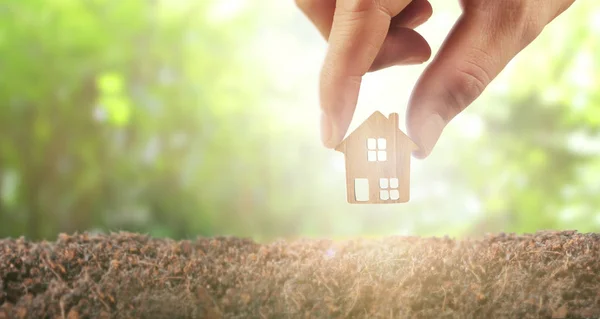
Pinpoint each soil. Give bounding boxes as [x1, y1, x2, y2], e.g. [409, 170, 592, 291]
[0, 231, 599, 319]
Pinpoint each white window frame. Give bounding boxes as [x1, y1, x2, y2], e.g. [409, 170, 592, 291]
[354, 178, 369, 202]
[367, 138, 387, 162]
[379, 177, 400, 200]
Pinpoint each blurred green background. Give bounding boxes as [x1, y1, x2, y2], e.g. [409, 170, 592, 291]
[0, 0, 599, 241]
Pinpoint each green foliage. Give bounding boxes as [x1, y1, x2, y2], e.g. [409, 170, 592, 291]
[0, 0, 276, 240]
[455, 1, 600, 234]
[0, 0, 599, 240]
[97, 72, 131, 126]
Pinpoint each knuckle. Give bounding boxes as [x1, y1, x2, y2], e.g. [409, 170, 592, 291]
[504, 1, 545, 43]
[488, 0, 545, 45]
[467, 0, 546, 47]
[441, 60, 491, 121]
[499, 0, 531, 13]
[341, 0, 374, 13]
[340, 0, 385, 15]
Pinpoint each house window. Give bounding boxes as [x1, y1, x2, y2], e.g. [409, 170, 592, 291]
[379, 178, 400, 200]
[354, 178, 369, 202]
[367, 138, 387, 162]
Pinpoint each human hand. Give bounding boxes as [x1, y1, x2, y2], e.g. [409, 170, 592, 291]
[296, 0, 575, 158]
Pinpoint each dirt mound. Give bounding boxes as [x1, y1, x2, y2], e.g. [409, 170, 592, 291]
[0, 231, 597, 318]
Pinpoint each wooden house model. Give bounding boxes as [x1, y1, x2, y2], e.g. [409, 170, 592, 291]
[335, 111, 418, 204]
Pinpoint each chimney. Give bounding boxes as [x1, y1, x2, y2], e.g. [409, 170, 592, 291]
[389, 113, 399, 130]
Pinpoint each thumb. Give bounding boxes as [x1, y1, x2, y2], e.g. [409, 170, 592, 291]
[406, 5, 547, 158]
[319, 0, 412, 148]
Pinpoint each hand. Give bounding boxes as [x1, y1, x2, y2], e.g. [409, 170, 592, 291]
[296, 0, 575, 158]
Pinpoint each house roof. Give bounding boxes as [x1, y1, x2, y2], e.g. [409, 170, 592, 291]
[334, 111, 418, 153]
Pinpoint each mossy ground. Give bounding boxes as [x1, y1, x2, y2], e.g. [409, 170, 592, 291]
[0, 231, 597, 318]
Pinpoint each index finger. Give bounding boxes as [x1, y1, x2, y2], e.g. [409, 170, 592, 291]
[320, 0, 412, 148]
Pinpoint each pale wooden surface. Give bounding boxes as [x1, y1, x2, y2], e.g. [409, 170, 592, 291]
[335, 111, 418, 204]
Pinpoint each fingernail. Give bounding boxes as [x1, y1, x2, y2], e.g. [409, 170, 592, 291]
[370, 57, 425, 73]
[320, 112, 333, 147]
[321, 112, 346, 149]
[412, 113, 446, 158]
[402, 56, 427, 65]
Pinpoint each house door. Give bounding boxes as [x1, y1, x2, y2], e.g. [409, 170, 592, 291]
[354, 178, 369, 202]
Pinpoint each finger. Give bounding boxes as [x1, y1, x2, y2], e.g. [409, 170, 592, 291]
[392, 0, 433, 29]
[295, 0, 336, 39]
[406, 5, 548, 158]
[320, 0, 413, 148]
[369, 27, 431, 72]
[297, 0, 432, 73]
[296, 0, 432, 40]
